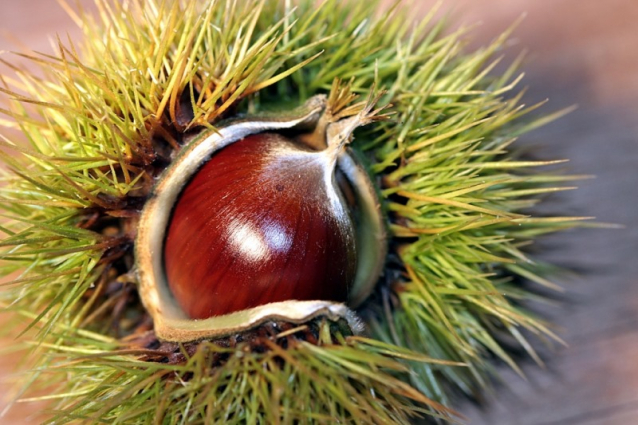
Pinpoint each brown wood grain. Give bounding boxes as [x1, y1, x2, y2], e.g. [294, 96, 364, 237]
[1, 1, 637, 424]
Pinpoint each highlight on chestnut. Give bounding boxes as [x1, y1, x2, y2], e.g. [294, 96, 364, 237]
[135, 94, 387, 342]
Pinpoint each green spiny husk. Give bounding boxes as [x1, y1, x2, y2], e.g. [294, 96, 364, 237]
[3, 311, 457, 423]
[0, 0, 587, 422]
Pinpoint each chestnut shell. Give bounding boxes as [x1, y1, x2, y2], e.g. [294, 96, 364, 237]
[135, 96, 386, 342]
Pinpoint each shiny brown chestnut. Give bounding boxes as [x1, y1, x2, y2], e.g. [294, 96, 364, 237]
[135, 96, 386, 342]
[164, 132, 356, 319]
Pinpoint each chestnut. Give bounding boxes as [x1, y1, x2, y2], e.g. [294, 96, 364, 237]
[135, 96, 386, 342]
[164, 132, 357, 319]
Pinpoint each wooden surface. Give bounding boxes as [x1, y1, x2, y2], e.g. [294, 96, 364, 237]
[1, 1, 637, 424]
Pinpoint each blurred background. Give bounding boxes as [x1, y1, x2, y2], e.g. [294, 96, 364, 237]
[1, 1, 637, 423]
